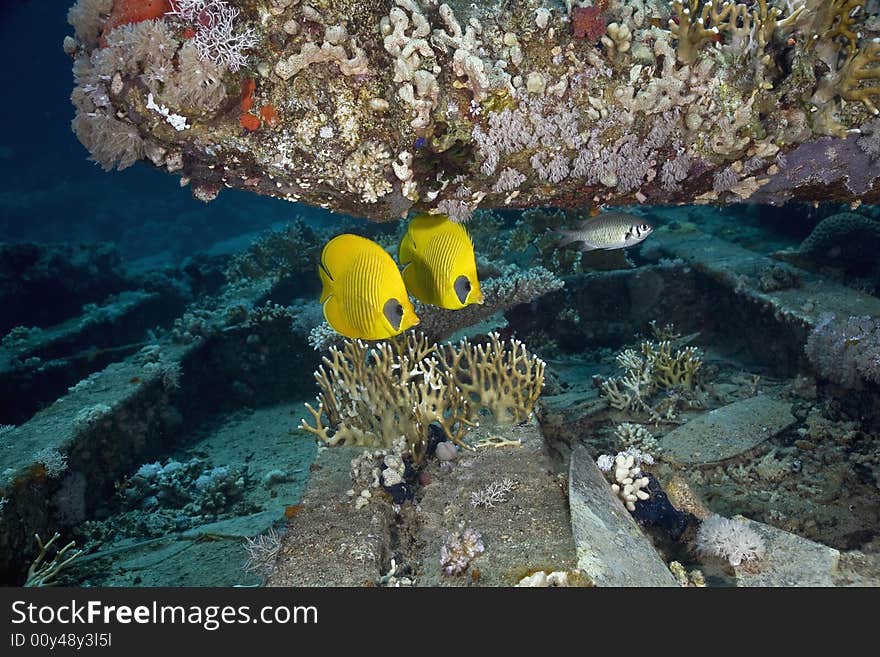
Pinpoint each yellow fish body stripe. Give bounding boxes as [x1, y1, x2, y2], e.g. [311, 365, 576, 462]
[399, 213, 480, 310]
[319, 233, 418, 340]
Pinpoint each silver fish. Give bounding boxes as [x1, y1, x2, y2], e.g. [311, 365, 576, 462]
[555, 213, 653, 251]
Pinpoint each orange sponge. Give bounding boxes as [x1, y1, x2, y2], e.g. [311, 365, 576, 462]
[240, 114, 260, 131]
[100, 0, 172, 46]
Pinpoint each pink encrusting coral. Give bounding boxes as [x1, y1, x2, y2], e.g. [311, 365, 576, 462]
[440, 528, 484, 576]
[571, 5, 607, 42]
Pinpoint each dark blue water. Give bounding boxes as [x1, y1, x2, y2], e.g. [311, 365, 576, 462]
[0, 0, 338, 264]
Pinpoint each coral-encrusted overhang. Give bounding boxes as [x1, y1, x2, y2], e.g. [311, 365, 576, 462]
[67, 0, 880, 221]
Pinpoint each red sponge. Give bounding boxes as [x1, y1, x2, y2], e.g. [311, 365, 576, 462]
[100, 0, 172, 47]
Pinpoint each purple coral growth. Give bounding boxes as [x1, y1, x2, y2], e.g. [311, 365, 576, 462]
[754, 136, 880, 205]
[805, 314, 880, 389]
[440, 528, 485, 576]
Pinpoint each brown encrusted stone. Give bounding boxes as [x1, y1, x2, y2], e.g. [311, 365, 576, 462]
[569, 444, 679, 586]
[267, 446, 395, 587]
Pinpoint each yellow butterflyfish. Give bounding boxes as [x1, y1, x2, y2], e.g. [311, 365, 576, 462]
[318, 234, 419, 340]
[398, 213, 483, 310]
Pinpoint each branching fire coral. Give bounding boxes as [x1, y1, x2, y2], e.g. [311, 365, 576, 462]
[440, 332, 545, 424]
[300, 331, 545, 463]
[299, 332, 472, 463]
[840, 39, 880, 115]
[669, 0, 733, 65]
[599, 333, 703, 418]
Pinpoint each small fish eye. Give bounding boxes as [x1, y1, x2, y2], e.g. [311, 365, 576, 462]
[383, 298, 404, 330]
[640, 223, 650, 232]
[454, 275, 471, 304]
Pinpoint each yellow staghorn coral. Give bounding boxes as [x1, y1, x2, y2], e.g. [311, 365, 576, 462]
[440, 332, 546, 425]
[300, 331, 545, 463]
[669, 0, 734, 64]
[840, 39, 880, 115]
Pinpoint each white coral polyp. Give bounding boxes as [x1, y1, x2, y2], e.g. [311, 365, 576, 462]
[168, 0, 257, 71]
[695, 514, 766, 567]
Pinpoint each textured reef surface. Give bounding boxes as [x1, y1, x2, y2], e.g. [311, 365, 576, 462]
[67, 0, 880, 221]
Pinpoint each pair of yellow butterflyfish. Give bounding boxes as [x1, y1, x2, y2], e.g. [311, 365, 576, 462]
[318, 213, 484, 340]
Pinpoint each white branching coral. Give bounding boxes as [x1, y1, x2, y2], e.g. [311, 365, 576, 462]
[614, 422, 659, 453]
[168, 0, 258, 71]
[470, 478, 517, 508]
[242, 528, 282, 579]
[599, 335, 703, 415]
[695, 514, 766, 567]
[32, 448, 69, 479]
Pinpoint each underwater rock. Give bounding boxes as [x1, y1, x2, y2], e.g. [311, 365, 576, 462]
[0, 242, 127, 334]
[267, 446, 394, 587]
[0, 271, 316, 583]
[414, 419, 578, 586]
[569, 444, 678, 587]
[654, 223, 880, 375]
[776, 212, 880, 281]
[65, 0, 880, 222]
[659, 395, 796, 466]
[0, 290, 183, 425]
[729, 516, 841, 587]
